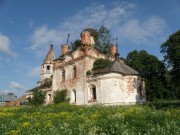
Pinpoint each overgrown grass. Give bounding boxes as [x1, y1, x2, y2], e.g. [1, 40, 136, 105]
[0, 101, 179, 135]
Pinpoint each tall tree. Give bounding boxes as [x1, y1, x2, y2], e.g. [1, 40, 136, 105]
[161, 30, 180, 99]
[126, 50, 169, 100]
[95, 25, 112, 53]
[70, 39, 81, 51]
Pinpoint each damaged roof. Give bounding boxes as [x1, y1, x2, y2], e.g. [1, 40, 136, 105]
[81, 28, 97, 36]
[94, 60, 139, 75]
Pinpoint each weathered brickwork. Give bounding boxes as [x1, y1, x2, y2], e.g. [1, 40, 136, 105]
[27, 28, 146, 105]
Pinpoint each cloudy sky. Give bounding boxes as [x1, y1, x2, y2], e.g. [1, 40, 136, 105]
[0, 0, 180, 97]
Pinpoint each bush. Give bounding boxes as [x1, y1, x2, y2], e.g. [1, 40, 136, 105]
[39, 78, 52, 88]
[93, 58, 111, 70]
[53, 89, 69, 104]
[27, 90, 46, 106]
[86, 70, 92, 76]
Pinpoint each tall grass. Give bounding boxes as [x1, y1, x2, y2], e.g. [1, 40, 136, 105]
[0, 101, 179, 135]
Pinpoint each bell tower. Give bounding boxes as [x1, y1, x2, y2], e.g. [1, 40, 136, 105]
[40, 44, 56, 82]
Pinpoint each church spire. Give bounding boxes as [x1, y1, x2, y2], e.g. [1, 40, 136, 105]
[115, 38, 119, 61]
[42, 44, 56, 65]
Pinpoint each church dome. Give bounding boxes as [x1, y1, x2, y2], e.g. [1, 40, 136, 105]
[81, 28, 97, 36]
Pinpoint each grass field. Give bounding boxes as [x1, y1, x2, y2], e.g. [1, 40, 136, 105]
[0, 101, 179, 135]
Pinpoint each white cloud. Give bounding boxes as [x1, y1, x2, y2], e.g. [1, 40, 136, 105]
[119, 16, 167, 44]
[29, 2, 129, 56]
[29, 2, 167, 56]
[0, 33, 16, 57]
[0, 90, 11, 95]
[30, 25, 60, 50]
[30, 25, 61, 56]
[28, 66, 40, 77]
[7, 81, 27, 98]
[10, 81, 26, 90]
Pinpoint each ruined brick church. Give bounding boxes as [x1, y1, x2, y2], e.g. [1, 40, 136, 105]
[27, 28, 146, 105]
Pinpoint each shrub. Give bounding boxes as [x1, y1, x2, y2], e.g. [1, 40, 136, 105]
[93, 58, 111, 70]
[53, 89, 69, 104]
[40, 78, 52, 88]
[86, 70, 92, 76]
[27, 90, 46, 106]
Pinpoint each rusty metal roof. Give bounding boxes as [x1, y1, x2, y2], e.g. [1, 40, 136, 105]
[94, 60, 139, 75]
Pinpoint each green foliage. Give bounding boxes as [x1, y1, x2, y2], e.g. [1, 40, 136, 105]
[53, 89, 69, 104]
[26, 78, 51, 106]
[27, 90, 46, 106]
[126, 50, 164, 78]
[42, 78, 52, 88]
[126, 50, 169, 101]
[95, 25, 112, 53]
[93, 58, 111, 70]
[70, 39, 81, 51]
[30, 78, 52, 92]
[0, 101, 179, 135]
[161, 30, 180, 99]
[86, 70, 92, 76]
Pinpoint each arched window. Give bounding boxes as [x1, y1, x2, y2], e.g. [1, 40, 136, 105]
[73, 66, 77, 79]
[47, 65, 50, 70]
[89, 85, 97, 102]
[48, 94, 52, 103]
[62, 69, 65, 82]
[72, 89, 76, 103]
[46, 65, 50, 74]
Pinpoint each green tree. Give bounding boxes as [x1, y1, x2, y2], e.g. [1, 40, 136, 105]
[93, 58, 111, 70]
[161, 30, 180, 99]
[28, 90, 46, 106]
[70, 39, 81, 51]
[95, 25, 112, 53]
[53, 89, 69, 104]
[126, 50, 169, 101]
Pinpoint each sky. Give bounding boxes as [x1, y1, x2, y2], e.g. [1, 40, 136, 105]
[0, 0, 180, 98]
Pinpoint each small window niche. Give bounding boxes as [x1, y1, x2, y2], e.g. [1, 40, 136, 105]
[73, 66, 77, 79]
[88, 85, 97, 102]
[46, 65, 50, 74]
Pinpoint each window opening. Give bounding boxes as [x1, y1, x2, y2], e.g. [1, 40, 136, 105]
[73, 66, 77, 79]
[89, 85, 96, 102]
[46, 65, 50, 74]
[73, 90, 76, 103]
